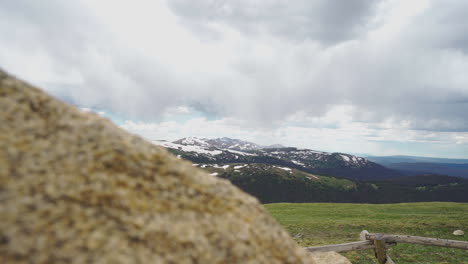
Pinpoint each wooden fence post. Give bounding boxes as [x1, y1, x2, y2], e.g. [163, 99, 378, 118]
[373, 233, 388, 264]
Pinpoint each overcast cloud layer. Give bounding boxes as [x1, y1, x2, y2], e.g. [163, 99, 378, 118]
[1, 0, 468, 157]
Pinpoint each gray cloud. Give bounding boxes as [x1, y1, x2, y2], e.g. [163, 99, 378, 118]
[1, 0, 468, 133]
[404, 0, 468, 54]
[168, 0, 381, 44]
[0, 1, 103, 67]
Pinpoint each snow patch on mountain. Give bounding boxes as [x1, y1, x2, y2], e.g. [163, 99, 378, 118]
[153, 140, 222, 156]
[212, 164, 230, 169]
[340, 154, 351, 162]
[337, 153, 368, 166]
[292, 160, 305, 166]
[274, 166, 292, 171]
[224, 149, 256, 156]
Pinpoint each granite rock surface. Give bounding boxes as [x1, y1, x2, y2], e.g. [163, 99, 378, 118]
[0, 69, 349, 264]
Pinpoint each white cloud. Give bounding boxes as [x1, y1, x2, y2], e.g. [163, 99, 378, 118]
[1, 0, 468, 157]
[121, 113, 468, 158]
[163, 106, 192, 116]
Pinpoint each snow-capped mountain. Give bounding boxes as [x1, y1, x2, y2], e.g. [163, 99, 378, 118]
[253, 147, 399, 179]
[173, 137, 282, 151]
[258, 148, 371, 168]
[173, 137, 213, 148]
[153, 140, 223, 156]
[153, 137, 401, 180]
[205, 137, 261, 150]
[153, 139, 256, 162]
[152, 138, 466, 203]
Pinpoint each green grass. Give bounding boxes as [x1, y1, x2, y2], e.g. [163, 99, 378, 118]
[316, 175, 357, 190]
[265, 202, 468, 264]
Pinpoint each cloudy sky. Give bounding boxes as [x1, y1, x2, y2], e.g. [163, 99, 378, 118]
[1, 0, 468, 158]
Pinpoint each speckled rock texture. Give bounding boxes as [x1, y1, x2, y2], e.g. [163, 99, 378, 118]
[0, 69, 349, 263]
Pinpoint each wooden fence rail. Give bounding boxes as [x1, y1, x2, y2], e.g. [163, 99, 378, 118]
[365, 233, 468, 250]
[305, 230, 468, 264]
[305, 240, 375, 253]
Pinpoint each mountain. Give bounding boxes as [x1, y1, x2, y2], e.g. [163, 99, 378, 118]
[154, 139, 258, 162]
[173, 136, 284, 151]
[152, 138, 467, 203]
[173, 136, 214, 148]
[254, 148, 399, 180]
[367, 155, 468, 178]
[173, 137, 261, 150]
[154, 137, 401, 180]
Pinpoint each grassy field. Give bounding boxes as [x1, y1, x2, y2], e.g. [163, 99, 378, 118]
[265, 202, 468, 264]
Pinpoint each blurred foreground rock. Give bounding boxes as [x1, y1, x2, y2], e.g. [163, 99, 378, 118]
[309, 252, 352, 264]
[0, 69, 350, 264]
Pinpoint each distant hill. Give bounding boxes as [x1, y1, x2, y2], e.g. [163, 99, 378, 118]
[366, 155, 468, 165]
[367, 155, 468, 178]
[193, 162, 468, 203]
[154, 137, 401, 180]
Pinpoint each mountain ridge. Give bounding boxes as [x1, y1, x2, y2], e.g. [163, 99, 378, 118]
[152, 137, 467, 203]
[154, 137, 401, 180]
[173, 136, 285, 151]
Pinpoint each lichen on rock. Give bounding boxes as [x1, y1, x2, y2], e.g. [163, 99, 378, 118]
[0, 69, 349, 263]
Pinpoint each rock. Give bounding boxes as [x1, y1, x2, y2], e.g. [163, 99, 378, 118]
[0, 69, 350, 263]
[453, 230, 464, 236]
[309, 252, 352, 264]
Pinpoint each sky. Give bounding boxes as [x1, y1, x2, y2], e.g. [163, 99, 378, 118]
[1, 0, 468, 158]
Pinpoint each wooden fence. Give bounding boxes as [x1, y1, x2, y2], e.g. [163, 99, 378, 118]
[305, 230, 468, 264]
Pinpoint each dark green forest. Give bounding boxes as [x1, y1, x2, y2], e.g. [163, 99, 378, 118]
[216, 166, 468, 204]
